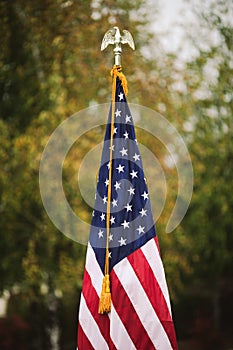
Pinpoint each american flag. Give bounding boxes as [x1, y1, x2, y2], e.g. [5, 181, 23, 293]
[77, 76, 178, 349]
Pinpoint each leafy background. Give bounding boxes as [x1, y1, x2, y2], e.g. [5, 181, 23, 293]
[0, 0, 232, 349]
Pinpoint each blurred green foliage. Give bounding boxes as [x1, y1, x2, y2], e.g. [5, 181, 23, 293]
[0, 0, 232, 349]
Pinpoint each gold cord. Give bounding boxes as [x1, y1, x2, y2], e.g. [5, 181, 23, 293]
[98, 65, 128, 314]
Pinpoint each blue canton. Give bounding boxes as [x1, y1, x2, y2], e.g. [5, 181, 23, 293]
[90, 77, 156, 273]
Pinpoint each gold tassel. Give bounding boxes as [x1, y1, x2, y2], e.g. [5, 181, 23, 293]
[98, 274, 111, 314]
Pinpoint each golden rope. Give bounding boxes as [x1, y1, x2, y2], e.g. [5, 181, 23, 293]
[98, 65, 128, 314]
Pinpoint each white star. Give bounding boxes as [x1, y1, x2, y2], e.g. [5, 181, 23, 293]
[128, 186, 135, 195]
[114, 181, 121, 190]
[113, 127, 118, 134]
[109, 233, 113, 241]
[116, 164, 124, 173]
[125, 115, 131, 123]
[100, 213, 105, 221]
[104, 178, 109, 187]
[133, 153, 140, 161]
[115, 109, 121, 117]
[124, 131, 129, 139]
[108, 251, 112, 258]
[107, 162, 110, 169]
[137, 225, 145, 234]
[120, 147, 128, 156]
[130, 169, 138, 178]
[121, 220, 130, 229]
[118, 237, 127, 246]
[112, 199, 118, 207]
[109, 144, 115, 151]
[118, 92, 124, 101]
[103, 196, 107, 204]
[110, 216, 115, 225]
[137, 225, 145, 235]
[139, 208, 147, 217]
[124, 203, 132, 212]
[141, 191, 149, 200]
[98, 229, 104, 238]
[92, 210, 95, 217]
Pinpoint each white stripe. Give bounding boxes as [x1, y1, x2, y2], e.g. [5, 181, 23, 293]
[141, 239, 172, 314]
[114, 258, 173, 350]
[79, 294, 109, 350]
[85, 243, 103, 296]
[110, 304, 137, 350]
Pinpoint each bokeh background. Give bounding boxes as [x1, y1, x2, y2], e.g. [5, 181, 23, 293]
[0, 0, 232, 349]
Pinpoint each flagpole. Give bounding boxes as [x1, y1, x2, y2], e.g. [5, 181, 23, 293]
[98, 27, 135, 314]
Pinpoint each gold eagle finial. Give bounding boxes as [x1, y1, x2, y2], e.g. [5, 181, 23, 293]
[101, 26, 135, 65]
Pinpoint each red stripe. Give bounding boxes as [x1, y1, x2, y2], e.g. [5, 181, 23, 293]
[154, 236, 160, 254]
[111, 269, 155, 350]
[77, 323, 93, 350]
[127, 247, 178, 350]
[80, 269, 117, 350]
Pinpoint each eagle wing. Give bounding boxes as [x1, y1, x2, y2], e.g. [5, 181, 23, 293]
[121, 29, 135, 50]
[101, 29, 115, 51]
